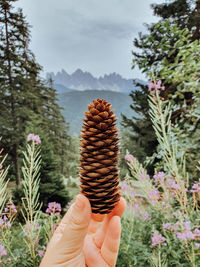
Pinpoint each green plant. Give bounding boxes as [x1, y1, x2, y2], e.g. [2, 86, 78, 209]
[118, 85, 200, 267]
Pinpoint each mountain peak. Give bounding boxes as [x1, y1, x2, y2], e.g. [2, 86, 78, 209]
[73, 68, 83, 75]
[46, 68, 143, 93]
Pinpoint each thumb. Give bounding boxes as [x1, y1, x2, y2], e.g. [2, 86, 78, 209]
[59, 194, 91, 252]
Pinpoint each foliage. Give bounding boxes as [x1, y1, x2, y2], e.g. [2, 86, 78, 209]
[118, 88, 200, 267]
[121, 80, 157, 174]
[122, 0, 200, 169]
[147, 30, 200, 178]
[38, 138, 70, 211]
[0, 135, 64, 266]
[0, 0, 71, 185]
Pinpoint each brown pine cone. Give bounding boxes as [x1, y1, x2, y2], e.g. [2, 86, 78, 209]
[79, 99, 121, 214]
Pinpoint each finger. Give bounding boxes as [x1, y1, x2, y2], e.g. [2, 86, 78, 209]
[101, 216, 121, 267]
[88, 214, 105, 234]
[107, 197, 126, 219]
[60, 194, 91, 248]
[93, 197, 126, 248]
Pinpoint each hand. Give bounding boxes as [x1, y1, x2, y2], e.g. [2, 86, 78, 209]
[40, 194, 126, 267]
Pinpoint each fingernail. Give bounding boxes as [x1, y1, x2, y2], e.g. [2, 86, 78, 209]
[75, 194, 85, 210]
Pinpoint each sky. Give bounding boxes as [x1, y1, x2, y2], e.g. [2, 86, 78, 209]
[16, 0, 164, 80]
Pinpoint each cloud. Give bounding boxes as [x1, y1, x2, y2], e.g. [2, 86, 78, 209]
[79, 19, 138, 39]
[16, 0, 162, 79]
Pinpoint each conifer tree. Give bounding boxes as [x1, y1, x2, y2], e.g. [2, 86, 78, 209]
[0, 0, 43, 184]
[0, 0, 72, 189]
[122, 0, 200, 165]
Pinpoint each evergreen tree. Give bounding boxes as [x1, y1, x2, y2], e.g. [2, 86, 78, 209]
[0, 0, 43, 184]
[122, 0, 200, 165]
[41, 77, 71, 174]
[0, 0, 72, 188]
[39, 137, 70, 211]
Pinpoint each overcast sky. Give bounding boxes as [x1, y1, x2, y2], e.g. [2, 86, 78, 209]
[16, 0, 164, 79]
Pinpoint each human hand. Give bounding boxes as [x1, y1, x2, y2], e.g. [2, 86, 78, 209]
[40, 194, 126, 267]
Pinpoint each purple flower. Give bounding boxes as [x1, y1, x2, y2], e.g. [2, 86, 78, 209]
[148, 189, 160, 204]
[152, 232, 166, 247]
[7, 258, 11, 262]
[153, 172, 165, 184]
[134, 203, 140, 210]
[176, 221, 196, 241]
[166, 179, 180, 190]
[141, 212, 150, 221]
[194, 229, 200, 236]
[148, 80, 165, 94]
[163, 223, 171, 230]
[139, 173, 150, 181]
[0, 244, 7, 257]
[176, 231, 195, 241]
[6, 221, 11, 228]
[195, 243, 200, 249]
[27, 134, 41, 145]
[148, 81, 154, 91]
[46, 202, 61, 216]
[5, 201, 17, 214]
[121, 181, 130, 191]
[38, 250, 44, 257]
[125, 154, 135, 163]
[190, 182, 200, 193]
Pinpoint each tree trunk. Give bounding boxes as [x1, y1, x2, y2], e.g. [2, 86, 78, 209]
[4, 7, 20, 185]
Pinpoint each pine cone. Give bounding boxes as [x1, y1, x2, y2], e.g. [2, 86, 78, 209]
[79, 99, 120, 214]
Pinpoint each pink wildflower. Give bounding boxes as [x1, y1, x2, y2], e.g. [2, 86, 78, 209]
[148, 189, 160, 204]
[190, 182, 200, 193]
[7, 258, 11, 262]
[194, 229, 200, 236]
[148, 80, 165, 94]
[121, 181, 130, 191]
[139, 173, 150, 181]
[195, 243, 200, 249]
[38, 250, 44, 257]
[163, 223, 171, 230]
[176, 231, 195, 241]
[153, 172, 165, 184]
[27, 134, 41, 145]
[152, 232, 166, 247]
[46, 202, 61, 216]
[141, 212, 150, 221]
[176, 221, 195, 241]
[166, 179, 180, 190]
[5, 201, 17, 214]
[0, 244, 7, 257]
[125, 154, 135, 163]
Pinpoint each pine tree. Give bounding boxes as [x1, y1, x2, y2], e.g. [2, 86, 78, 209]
[0, 0, 43, 184]
[41, 77, 71, 174]
[122, 0, 200, 165]
[39, 137, 70, 211]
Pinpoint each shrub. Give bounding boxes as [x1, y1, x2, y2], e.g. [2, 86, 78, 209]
[117, 86, 200, 266]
